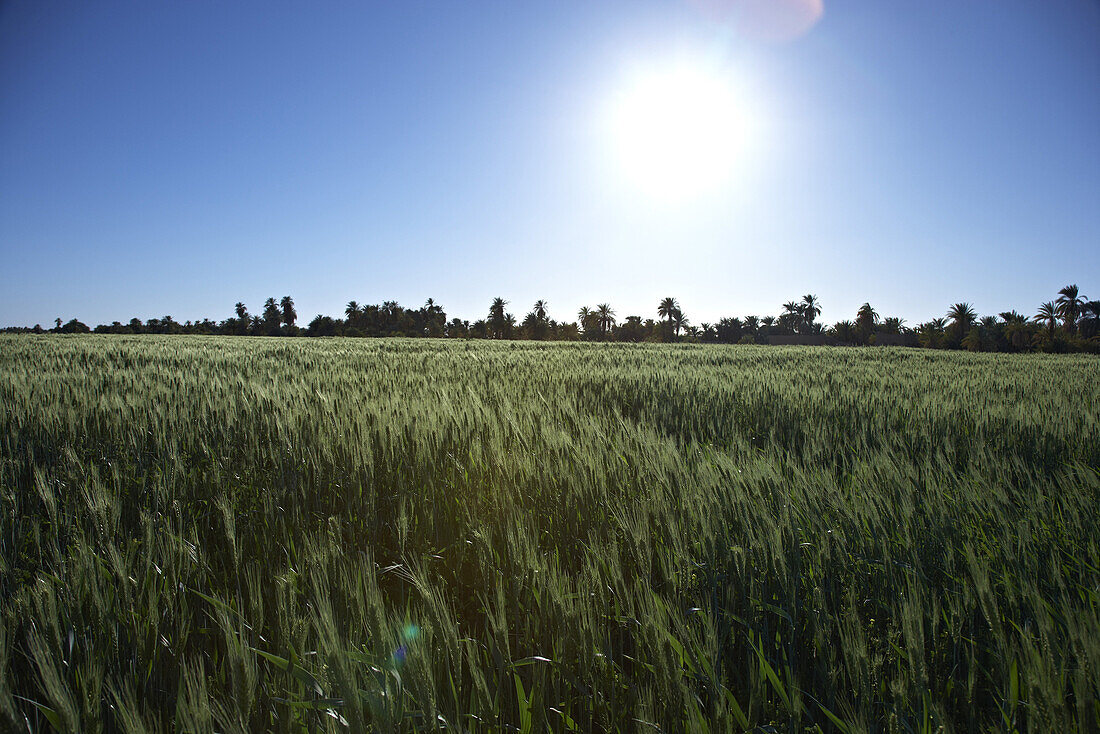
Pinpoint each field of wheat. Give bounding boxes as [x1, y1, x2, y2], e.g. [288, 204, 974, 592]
[1, 335, 1098, 732]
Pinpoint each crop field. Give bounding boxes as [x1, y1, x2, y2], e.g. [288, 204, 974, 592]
[0, 335, 1098, 732]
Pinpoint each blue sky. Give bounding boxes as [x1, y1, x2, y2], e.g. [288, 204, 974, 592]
[2, 0, 1098, 328]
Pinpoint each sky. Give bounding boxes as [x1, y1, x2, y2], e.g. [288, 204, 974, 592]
[2, 0, 1098, 328]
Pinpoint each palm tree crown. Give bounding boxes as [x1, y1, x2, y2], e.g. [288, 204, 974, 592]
[947, 303, 977, 330]
[801, 294, 821, 320]
[856, 303, 878, 328]
[1056, 284, 1086, 332]
[671, 308, 688, 337]
[596, 304, 616, 337]
[1034, 301, 1058, 334]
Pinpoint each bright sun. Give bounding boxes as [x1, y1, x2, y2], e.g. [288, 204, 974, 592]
[604, 62, 756, 203]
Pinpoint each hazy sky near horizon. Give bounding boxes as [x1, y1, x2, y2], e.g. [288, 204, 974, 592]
[2, 0, 1098, 328]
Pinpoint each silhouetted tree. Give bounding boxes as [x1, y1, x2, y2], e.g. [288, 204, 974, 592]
[945, 302, 977, 346]
[779, 302, 801, 334]
[714, 317, 742, 343]
[577, 306, 596, 339]
[59, 319, 90, 333]
[16, 283, 1100, 352]
[832, 320, 857, 345]
[1000, 311, 1032, 351]
[855, 303, 878, 344]
[488, 297, 510, 339]
[307, 314, 339, 336]
[671, 308, 688, 338]
[421, 298, 446, 337]
[524, 300, 550, 340]
[1056, 285, 1086, 334]
[658, 297, 678, 339]
[595, 303, 616, 339]
[616, 315, 646, 342]
[1034, 301, 1058, 337]
[262, 298, 281, 335]
[801, 294, 822, 333]
[280, 296, 297, 329]
[880, 317, 905, 335]
[1081, 300, 1100, 339]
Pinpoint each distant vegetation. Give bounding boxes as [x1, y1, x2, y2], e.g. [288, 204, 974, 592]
[6, 285, 1098, 353]
[1, 338, 1098, 731]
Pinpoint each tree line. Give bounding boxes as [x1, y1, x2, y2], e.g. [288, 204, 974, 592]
[6, 285, 1098, 353]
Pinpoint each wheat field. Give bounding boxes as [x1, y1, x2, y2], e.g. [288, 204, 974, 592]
[1, 335, 1098, 732]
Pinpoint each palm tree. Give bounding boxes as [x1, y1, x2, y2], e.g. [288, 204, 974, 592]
[962, 326, 983, 352]
[658, 297, 678, 338]
[596, 303, 616, 339]
[345, 301, 361, 320]
[523, 300, 549, 340]
[801, 294, 821, 320]
[422, 298, 445, 337]
[280, 296, 296, 328]
[1034, 301, 1058, 336]
[716, 317, 743, 343]
[488, 297, 508, 339]
[424, 298, 443, 316]
[577, 306, 593, 336]
[235, 302, 248, 320]
[946, 302, 977, 332]
[855, 303, 878, 343]
[801, 294, 821, 333]
[916, 318, 946, 349]
[1056, 285, 1086, 334]
[1001, 312, 1030, 350]
[881, 317, 905, 334]
[262, 298, 281, 335]
[856, 303, 878, 325]
[780, 301, 800, 333]
[1081, 300, 1100, 339]
[671, 308, 688, 338]
[831, 320, 857, 344]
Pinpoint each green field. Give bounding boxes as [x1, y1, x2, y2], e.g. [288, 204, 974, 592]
[1, 336, 1098, 732]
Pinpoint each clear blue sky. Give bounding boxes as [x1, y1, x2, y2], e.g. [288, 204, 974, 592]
[2, 0, 1098, 328]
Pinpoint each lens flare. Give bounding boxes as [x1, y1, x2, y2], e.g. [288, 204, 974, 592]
[688, 0, 824, 41]
[391, 624, 420, 666]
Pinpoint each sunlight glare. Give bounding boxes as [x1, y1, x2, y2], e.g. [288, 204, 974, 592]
[604, 61, 758, 204]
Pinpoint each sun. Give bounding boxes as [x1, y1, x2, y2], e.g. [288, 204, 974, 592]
[603, 61, 757, 203]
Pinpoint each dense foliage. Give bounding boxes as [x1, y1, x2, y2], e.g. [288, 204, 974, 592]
[6, 285, 1098, 353]
[1, 336, 1098, 732]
